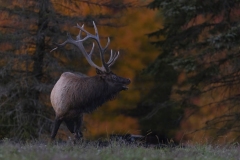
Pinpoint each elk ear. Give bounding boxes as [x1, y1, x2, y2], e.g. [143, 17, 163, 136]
[96, 68, 104, 75]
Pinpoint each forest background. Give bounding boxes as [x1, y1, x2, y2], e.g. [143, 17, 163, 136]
[1, 0, 240, 144]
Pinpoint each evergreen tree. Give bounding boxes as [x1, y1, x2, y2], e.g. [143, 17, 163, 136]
[146, 0, 240, 141]
[131, 61, 180, 141]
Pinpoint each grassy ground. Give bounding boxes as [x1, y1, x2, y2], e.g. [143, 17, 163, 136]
[0, 140, 239, 160]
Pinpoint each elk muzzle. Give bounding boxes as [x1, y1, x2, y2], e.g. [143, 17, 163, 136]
[122, 78, 131, 90]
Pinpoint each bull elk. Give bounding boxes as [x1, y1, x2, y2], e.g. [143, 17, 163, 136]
[50, 22, 131, 140]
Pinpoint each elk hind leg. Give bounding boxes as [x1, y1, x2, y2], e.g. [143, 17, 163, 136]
[51, 117, 63, 140]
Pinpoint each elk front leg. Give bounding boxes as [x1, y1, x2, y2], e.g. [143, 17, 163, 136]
[51, 117, 63, 140]
[74, 114, 83, 140]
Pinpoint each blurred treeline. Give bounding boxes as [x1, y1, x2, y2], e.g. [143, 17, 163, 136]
[1, 0, 240, 144]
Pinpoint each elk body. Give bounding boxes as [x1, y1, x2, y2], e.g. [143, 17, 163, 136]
[50, 22, 131, 140]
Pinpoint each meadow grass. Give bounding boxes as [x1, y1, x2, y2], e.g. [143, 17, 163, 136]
[0, 139, 239, 160]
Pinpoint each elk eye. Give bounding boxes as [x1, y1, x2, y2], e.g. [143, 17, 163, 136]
[112, 75, 117, 81]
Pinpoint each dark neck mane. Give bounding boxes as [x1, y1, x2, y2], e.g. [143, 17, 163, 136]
[80, 76, 120, 113]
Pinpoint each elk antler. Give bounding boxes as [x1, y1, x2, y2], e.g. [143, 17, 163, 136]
[51, 21, 119, 72]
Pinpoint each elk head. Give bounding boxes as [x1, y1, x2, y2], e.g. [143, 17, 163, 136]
[51, 21, 131, 91]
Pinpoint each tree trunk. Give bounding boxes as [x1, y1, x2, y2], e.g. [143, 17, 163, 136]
[33, 0, 50, 98]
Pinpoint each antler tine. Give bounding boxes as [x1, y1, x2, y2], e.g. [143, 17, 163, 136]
[104, 37, 110, 51]
[76, 23, 88, 34]
[50, 33, 74, 52]
[107, 50, 114, 64]
[76, 23, 97, 42]
[76, 24, 95, 57]
[92, 21, 99, 39]
[92, 22, 110, 51]
[76, 24, 84, 40]
[89, 43, 95, 57]
[92, 22, 109, 72]
[108, 51, 119, 67]
[50, 46, 58, 53]
[107, 50, 118, 65]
